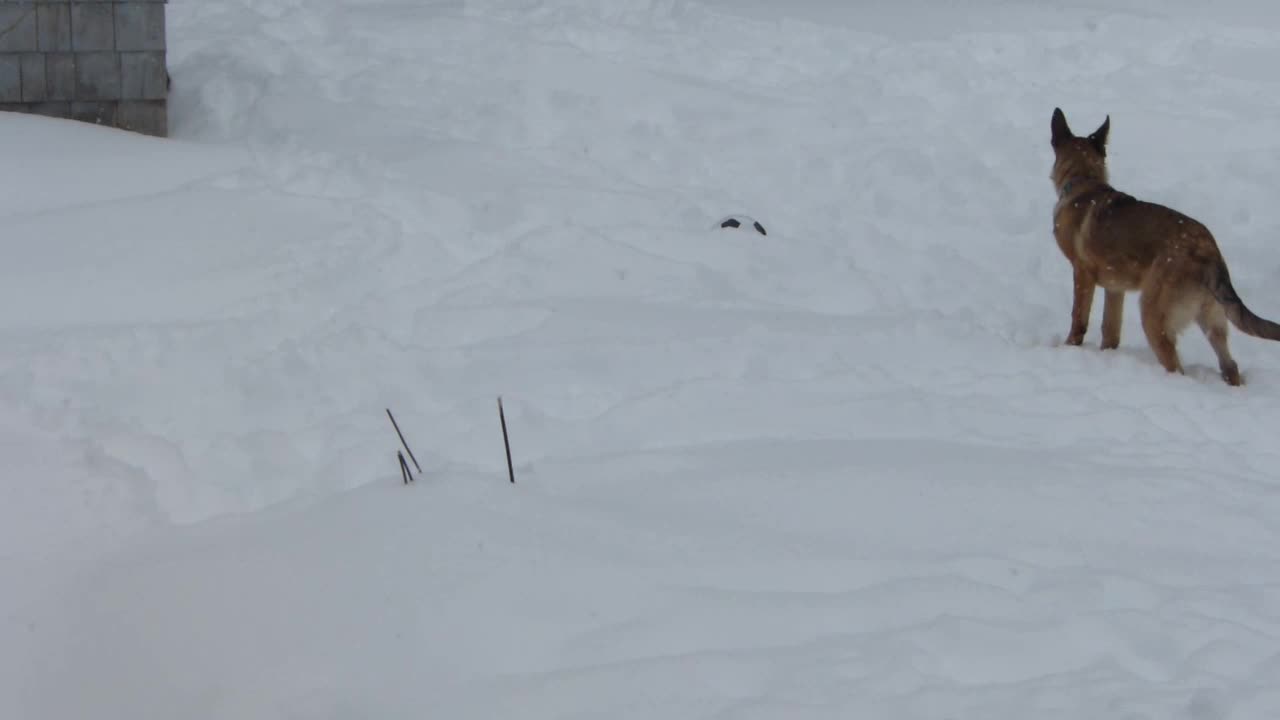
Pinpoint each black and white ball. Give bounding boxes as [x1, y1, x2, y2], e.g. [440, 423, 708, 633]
[716, 214, 767, 236]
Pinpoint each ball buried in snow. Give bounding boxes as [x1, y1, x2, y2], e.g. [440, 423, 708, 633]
[717, 215, 767, 236]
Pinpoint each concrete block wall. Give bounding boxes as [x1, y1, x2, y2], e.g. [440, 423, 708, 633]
[0, 0, 168, 137]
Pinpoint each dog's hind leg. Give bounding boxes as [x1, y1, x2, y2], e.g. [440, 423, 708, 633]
[1198, 302, 1242, 386]
[1139, 285, 1186, 376]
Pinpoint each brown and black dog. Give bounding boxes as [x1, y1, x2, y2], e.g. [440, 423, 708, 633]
[1049, 107, 1280, 386]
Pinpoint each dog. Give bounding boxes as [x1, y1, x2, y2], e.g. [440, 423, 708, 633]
[1048, 107, 1280, 386]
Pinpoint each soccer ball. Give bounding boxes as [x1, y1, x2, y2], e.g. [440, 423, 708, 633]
[716, 214, 767, 236]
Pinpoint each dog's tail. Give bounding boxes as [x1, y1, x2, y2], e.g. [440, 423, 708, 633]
[1211, 260, 1280, 340]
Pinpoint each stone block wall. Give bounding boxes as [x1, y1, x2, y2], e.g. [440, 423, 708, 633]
[0, 0, 168, 137]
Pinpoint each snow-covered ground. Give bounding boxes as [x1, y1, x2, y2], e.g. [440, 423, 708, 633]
[5, 0, 1280, 717]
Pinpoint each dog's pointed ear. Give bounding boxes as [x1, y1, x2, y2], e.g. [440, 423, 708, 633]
[1087, 115, 1110, 155]
[1051, 107, 1073, 147]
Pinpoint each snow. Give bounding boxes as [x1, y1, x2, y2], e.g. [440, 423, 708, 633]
[5, 0, 1280, 717]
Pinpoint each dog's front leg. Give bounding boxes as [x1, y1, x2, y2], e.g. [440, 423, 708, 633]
[1100, 290, 1124, 349]
[1066, 268, 1097, 345]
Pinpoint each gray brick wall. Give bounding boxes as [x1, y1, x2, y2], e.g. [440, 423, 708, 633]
[0, 1, 168, 137]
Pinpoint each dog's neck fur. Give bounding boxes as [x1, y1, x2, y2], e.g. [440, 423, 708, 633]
[1053, 174, 1113, 220]
[1057, 174, 1106, 200]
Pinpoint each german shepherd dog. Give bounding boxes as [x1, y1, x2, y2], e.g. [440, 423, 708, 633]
[1049, 107, 1280, 385]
